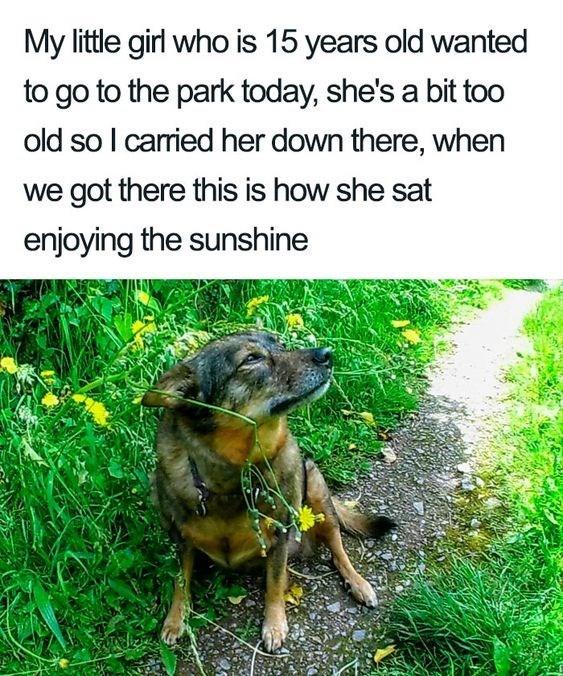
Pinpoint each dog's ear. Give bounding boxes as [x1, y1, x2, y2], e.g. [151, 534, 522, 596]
[142, 362, 197, 408]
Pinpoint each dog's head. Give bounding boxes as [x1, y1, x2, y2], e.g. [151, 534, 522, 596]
[142, 331, 332, 424]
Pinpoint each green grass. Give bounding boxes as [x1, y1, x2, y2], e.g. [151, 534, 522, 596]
[375, 285, 562, 676]
[0, 280, 507, 673]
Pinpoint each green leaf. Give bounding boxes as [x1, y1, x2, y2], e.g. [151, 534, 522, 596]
[108, 578, 139, 604]
[22, 439, 48, 466]
[493, 637, 511, 676]
[159, 642, 177, 676]
[92, 295, 115, 322]
[108, 457, 124, 479]
[32, 579, 67, 649]
[113, 312, 133, 342]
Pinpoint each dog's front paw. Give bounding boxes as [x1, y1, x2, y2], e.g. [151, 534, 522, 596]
[262, 611, 288, 652]
[161, 616, 184, 645]
[348, 575, 378, 608]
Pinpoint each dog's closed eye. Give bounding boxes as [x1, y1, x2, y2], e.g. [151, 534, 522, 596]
[239, 353, 265, 367]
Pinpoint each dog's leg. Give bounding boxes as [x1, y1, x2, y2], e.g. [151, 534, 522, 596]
[305, 461, 377, 607]
[161, 541, 194, 645]
[262, 532, 289, 652]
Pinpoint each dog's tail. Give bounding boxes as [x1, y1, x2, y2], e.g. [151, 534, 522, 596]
[333, 499, 395, 538]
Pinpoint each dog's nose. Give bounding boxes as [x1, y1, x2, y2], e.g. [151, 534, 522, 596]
[312, 347, 333, 367]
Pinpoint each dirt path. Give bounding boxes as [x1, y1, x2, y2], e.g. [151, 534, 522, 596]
[165, 290, 540, 676]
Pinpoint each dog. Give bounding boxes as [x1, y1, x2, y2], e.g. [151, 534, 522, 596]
[142, 331, 394, 652]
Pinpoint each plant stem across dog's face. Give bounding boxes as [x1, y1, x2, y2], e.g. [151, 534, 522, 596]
[143, 332, 333, 424]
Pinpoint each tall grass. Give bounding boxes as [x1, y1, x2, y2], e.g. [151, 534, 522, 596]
[376, 285, 562, 676]
[0, 280, 502, 673]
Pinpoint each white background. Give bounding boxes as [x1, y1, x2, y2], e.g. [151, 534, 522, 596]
[0, 0, 561, 278]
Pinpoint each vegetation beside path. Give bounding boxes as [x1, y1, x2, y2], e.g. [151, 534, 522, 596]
[377, 285, 562, 676]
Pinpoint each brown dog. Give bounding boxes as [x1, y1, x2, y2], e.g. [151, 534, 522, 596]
[143, 331, 394, 652]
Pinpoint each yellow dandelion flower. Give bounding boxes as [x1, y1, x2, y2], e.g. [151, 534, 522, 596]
[315, 512, 326, 524]
[41, 392, 59, 408]
[58, 658, 70, 669]
[136, 290, 151, 306]
[133, 395, 143, 405]
[131, 320, 146, 349]
[391, 320, 410, 328]
[402, 328, 421, 345]
[131, 319, 156, 350]
[286, 313, 304, 329]
[72, 394, 110, 426]
[0, 357, 18, 374]
[297, 505, 316, 532]
[263, 516, 274, 530]
[85, 400, 110, 427]
[245, 295, 269, 317]
[41, 369, 56, 384]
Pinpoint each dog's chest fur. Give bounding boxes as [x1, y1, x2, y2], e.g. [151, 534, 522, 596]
[152, 411, 300, 568]
[180, 511, 275, 567]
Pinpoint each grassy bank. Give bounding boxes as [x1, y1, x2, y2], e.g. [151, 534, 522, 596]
[377, 285, 562, 675]
[0, 280, 503, 673]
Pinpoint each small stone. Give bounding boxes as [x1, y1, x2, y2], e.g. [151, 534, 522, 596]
[352, 630, 366, 642]
[457, 462, 473, 474]
[485, 496, 501, 509]
[413, 501, 425, 516]
[391, 533, 398, 541]
[475, 477, 485, 488]
[395, 585, 404, 593]
[381, 551, 393, 561]
[327, 602, 340, 613]
[470, 518, 481, 529]
[461, 478, 475, 492]
[306, 669, 318, 676]
[381, 448, 397, 464]
[218, 658, 231, 671]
